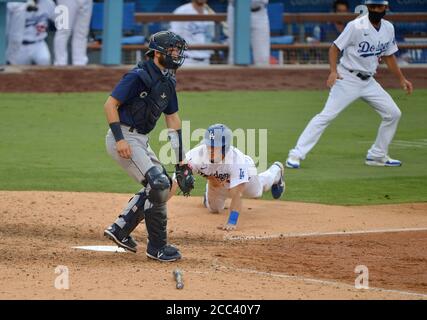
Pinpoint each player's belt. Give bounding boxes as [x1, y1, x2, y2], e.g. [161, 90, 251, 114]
[120, 123, 142, 134]
[231, 1, 265, 12]
[188, 57, 208, 62]
[22, 40, 42, 45]
[251, 5, 265, 12]
[349, 70, 371, 81]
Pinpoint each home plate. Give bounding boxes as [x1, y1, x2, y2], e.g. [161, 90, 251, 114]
[72, 245, 127, 253]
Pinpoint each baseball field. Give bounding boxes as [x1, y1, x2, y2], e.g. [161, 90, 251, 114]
[0, 67, 426, 299]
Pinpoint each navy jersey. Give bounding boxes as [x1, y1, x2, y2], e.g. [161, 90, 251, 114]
[111, 62, 179, 126]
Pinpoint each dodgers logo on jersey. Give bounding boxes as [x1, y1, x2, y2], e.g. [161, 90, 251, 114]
[199, 170, 230, 182]
[357, 41, 391, 57]
[239, 168, 245, 180]
[187, 22, 210, 37]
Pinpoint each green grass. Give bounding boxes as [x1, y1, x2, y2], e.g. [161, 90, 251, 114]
[0, 90, 426, 205]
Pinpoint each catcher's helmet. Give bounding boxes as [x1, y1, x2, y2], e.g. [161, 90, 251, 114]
[146, 31, 188, 69]
[364, 0, 389, 5]
[203, 124, 232, 163]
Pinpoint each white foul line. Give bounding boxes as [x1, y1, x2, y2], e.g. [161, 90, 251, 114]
[224, 227, 427, 241]
[212, 260, 427, 299]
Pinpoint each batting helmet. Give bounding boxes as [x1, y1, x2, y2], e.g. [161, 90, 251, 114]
[203, 124, 232, 162]
[364, 0, 389, 5]
[146, 31, 188, 69]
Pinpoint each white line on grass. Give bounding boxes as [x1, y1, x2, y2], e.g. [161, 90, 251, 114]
[224, 227, 427, 241]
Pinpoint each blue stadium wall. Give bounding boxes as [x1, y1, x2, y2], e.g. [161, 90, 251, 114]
[133, 0, 427, 13]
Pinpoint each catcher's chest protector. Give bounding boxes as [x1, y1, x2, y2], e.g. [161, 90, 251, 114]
[124, 60, 176, 134]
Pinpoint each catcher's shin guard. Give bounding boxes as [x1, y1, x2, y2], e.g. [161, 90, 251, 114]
[117, 189, 149, 234]
[105, 189, 149, 249]
[144, 204, 168, 250]
[143, 166, 171, 250]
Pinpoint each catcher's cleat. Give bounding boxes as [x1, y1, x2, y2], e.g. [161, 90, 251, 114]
[271, 161, 285, 199]
[365, 156, 402, 167]
[285, 156, 300, 169]
[146, 242, 182, 262]
[104, 223, 138, 253]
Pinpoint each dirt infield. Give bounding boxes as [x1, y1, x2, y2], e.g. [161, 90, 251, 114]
[1, 66, 426, 92]
[0, 191, 426, 300]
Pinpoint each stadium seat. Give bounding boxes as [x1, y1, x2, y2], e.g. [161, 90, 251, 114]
[270, 35, 294, 45]
[90, 2, 144, 44]
[121, 35, 145, 45]
[268, 3, 294, 64]
[268, 3, 285, 35]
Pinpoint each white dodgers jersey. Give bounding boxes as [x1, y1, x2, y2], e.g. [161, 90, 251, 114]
[334, 14, 398, 75]
[23, 0, 56, 43]
[169, 3, 214, 60]
[186, 145, 257, 189]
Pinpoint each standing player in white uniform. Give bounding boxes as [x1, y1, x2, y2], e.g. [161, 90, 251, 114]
[286, 0, 413, 169]
[6, 2, 26, 65]
[169, 0, 214, 66]
[7, 0, 55, 65]
[178, 124, 285, 231]
[227, 0, 270, 65]
[53, 0, 93, 66]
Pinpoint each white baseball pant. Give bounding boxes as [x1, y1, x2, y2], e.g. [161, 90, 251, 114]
[289, 65, 402, 161]
[54, 0, 93, 66]
[227, 3, 270, 65]
[14, 41, 51, 65]
[204, 165, 281, 213]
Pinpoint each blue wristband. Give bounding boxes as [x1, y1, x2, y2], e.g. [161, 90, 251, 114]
[227, 211, 239, 225]
[110, 122, 124, 142]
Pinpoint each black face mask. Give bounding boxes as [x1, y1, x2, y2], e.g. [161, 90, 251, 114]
[368, 10, 386, 24]
[158, 53, 184, 70]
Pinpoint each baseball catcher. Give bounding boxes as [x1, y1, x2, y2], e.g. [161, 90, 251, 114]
[103, 31, 194, 262]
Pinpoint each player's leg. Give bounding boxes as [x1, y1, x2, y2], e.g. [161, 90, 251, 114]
[204, 181, 227, 213]
[241, 177, 263, 198]
[260, 162, 285, 199]
[13, 45, 33, 65]
[251, 9, 270, 65]
[105, 127, 181, 261]
[104, 129, 154, 252]
[71, 0, 92, 66]
[287, 76, 361, 168]
[53, 0, 77, 66]
[104, 188, 148, 253]
[362, 79, 402, 166]
[32, 41, 51, 65]
[243, 162, 284, 199]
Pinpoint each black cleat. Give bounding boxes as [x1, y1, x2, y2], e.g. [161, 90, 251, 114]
[146, 242, 182, 262]
[104, 223, 138, 253]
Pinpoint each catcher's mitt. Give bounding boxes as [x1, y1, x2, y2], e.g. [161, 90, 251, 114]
[175, 164, 194, 196]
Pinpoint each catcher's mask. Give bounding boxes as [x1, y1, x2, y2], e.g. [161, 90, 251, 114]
[203, 124, 232, 164]
[146, 31, 188, 70]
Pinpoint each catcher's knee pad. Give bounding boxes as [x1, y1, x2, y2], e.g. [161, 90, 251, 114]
[115, 189, 150, 237]
[145, 166, 171, 205]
